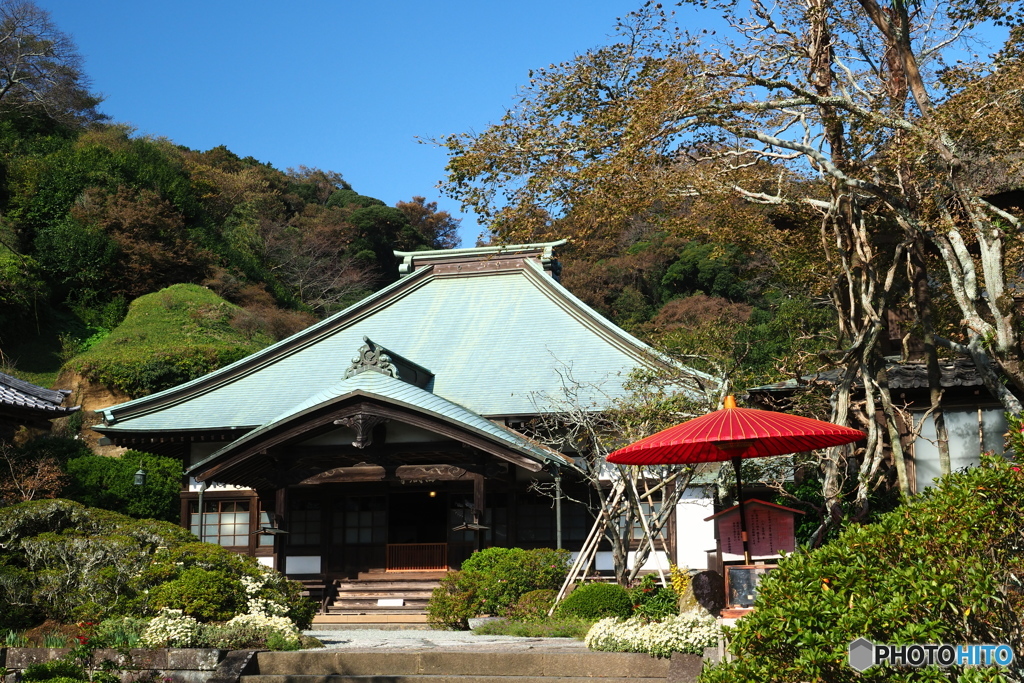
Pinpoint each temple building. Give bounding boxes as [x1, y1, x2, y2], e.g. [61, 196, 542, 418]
[95, 241, 718, 580]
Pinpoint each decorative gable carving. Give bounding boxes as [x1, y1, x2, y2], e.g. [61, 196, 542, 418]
[344, 336, 434, 389]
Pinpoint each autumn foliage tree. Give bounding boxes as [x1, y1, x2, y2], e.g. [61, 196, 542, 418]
[438, 0, 1024, 531]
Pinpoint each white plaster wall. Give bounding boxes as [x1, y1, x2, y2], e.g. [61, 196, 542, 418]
[188, 442, 250, 492]
[286, 556, 322, 574]
[675, 488, 716, 570]
[628, 550, 670, 571]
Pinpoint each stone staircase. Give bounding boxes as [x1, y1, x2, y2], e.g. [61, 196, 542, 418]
[238, 649, 702, 683]
[315, 572, 445, 625]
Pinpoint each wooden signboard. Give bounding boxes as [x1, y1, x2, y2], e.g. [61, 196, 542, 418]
[705, 499, 803, 561]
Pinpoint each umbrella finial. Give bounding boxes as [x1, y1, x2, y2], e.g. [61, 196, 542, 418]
[724, 395, 737, 409]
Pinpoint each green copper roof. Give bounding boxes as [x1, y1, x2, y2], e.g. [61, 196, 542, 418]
[189, 370, 563, 477]
[100, 243, 709, 434]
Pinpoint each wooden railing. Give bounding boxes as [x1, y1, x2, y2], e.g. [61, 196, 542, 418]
[386, 543, 448, 572]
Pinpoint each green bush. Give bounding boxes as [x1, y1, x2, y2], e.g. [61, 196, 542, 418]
[0, 564, 42, 629]
[64, 450, 183, 522]
[22, 660, 87, 682]
[556, 582, 633, 620]
[461, 547, 571, 615]
[266, 631, 301, 651]
[426, 570, 484, 631]
[134, 543, 315, 627]
[508, 588, 557, 622]
[0, 500, 312, 627]
[699, 452, 1024, 683]
[628, 574, 679, 622]
[147, 567, 245, 621]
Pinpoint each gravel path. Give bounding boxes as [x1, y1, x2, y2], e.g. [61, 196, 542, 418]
[303, 628, 588, 651]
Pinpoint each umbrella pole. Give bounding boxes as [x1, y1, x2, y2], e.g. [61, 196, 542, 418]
[732, 456, 752, 564]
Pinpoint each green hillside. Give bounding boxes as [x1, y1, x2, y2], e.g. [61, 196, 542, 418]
[64, 284, 273, 398]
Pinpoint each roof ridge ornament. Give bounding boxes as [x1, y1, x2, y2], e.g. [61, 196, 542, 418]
[346, 337, 399, 379]
[344, 336, 435, 389]
[395, 239, 567, 278]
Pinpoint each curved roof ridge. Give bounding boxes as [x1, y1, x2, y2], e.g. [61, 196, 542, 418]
[188, 372, 566, 479]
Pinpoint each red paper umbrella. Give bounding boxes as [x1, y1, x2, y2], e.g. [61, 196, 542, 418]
[607, 396, 864, 562]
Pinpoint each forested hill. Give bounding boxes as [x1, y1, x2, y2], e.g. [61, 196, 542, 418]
[0, 109, 836, 400]
[0, 112, 460, 389]
[0, 0, 837, 406]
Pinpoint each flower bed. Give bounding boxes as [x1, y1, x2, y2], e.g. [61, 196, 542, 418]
[584, 611, 721, 658]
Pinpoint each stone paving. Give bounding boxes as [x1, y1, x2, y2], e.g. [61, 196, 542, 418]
[302, 628, 589, 652]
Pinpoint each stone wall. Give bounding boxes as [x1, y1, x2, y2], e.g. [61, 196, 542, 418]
[1, 647, 227, 683]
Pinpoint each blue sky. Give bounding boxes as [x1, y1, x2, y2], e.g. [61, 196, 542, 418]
[40, 0, 647, 246]
[35, 2, 1010, 247]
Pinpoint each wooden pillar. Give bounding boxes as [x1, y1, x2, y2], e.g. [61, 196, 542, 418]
[275, 486, 289, 575]
[472, 472, 486, 551]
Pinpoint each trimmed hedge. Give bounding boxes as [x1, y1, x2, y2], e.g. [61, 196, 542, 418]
[556, 582, 633, 620]
[427, 547, 571, 630]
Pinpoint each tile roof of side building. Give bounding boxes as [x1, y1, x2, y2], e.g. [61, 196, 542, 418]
[0, 371, 79, 417]
[98, 241, 714, 435]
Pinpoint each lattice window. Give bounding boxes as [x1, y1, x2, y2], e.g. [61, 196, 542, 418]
[624, 501, 662, 540]
[517, 502, 554, 542]
[288, 500, 322, 546]
[189, 500, 250, 547]
[333, 496, 386, 544]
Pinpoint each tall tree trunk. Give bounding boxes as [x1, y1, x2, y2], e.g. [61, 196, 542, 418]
[910, 238, 950, 479]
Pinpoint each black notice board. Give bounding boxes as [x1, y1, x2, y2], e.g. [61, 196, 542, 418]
[726, 565, 776, 608]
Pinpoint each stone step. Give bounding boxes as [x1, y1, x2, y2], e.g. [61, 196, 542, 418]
[335, 582, 440, 591]
[331, 599, 430, 608]
[243, 676, 667, 683]
[311, 614, 429, 625]
[357, 571, 448, 581]
[254, 651, 673, 679]
[333, 598, 434, 602]
[325, 606, 425, 610]
[323, 614, 428, 618]
[328, 598, 431, 606]
[333, 589, 435, 597]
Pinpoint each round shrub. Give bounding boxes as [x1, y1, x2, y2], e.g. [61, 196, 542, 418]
[147, 566, 244, 621]
[427, 547, 571, 624]
[556, 582, 633, 620]
[426, 570, 484, 630]
[462, 547, 571, 615]
[0, 500, 312, 628]
[508, 588, 557, 622]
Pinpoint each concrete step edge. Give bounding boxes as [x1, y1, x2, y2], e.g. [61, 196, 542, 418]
[254, 652, 673, 678]
[242, 677, 668, 683]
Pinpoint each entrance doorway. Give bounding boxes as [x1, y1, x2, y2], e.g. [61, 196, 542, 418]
[389, 490, 448, 542]
[387, 490, 449, 571]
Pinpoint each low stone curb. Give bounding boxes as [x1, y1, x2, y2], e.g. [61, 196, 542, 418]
[1, 647, 227, 683]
